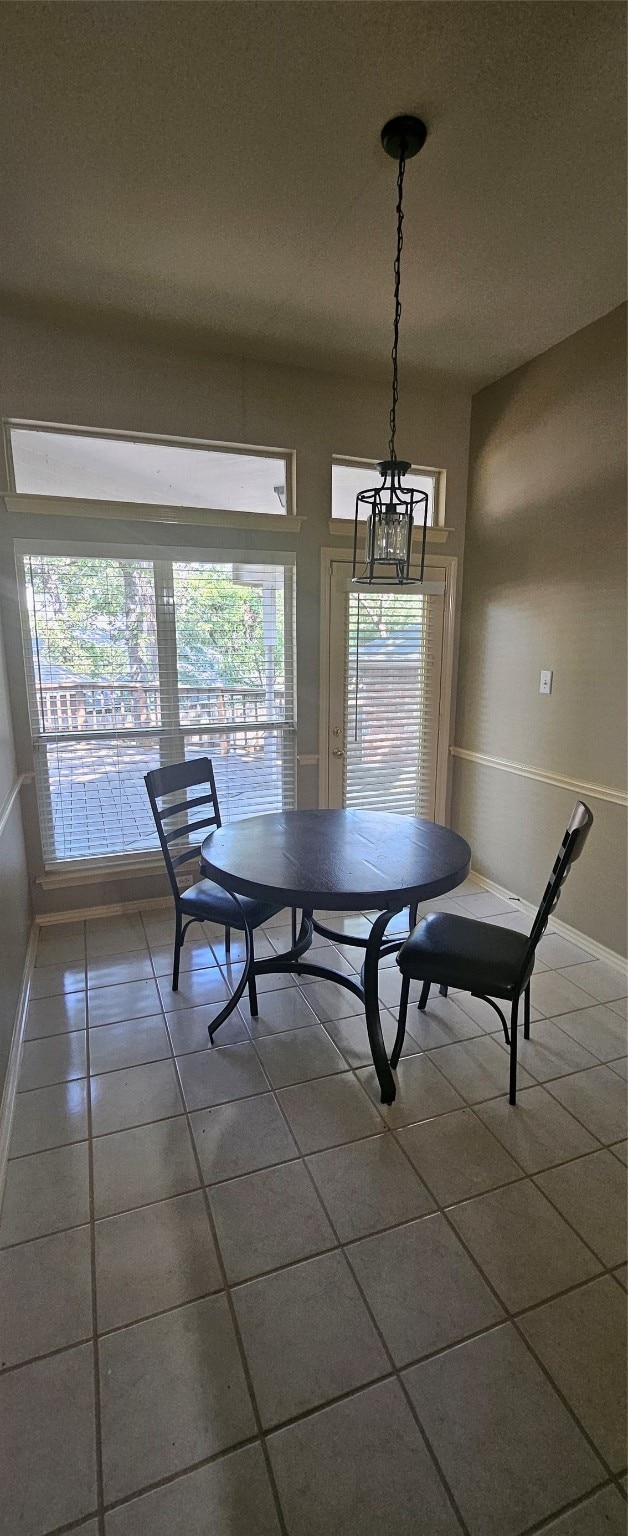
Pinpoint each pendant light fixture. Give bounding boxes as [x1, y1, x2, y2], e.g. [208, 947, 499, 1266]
[352, 114, 428, 585]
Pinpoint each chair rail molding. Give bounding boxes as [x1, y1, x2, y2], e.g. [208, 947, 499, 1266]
[0, 773, 34, 841]
[450, 747, 628, 808]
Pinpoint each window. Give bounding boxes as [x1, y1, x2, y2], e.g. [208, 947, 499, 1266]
[8, 425, 291, 515]
[19, 551, 296, 865]
[331, 458, 436, 524]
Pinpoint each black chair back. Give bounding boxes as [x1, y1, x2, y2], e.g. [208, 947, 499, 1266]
[520, 800, 593, 977]
[145, 757, 221, 903]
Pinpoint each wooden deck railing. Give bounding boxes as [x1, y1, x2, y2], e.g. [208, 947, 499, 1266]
[36, 682, 285, 733]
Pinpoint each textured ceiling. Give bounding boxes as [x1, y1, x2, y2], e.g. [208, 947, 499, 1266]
[0, 1, 625, 387]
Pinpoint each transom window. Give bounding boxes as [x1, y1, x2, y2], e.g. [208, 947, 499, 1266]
[331, 457, 436, 523]
[18, 550, 296, 866]
[7, 424, 291, 515]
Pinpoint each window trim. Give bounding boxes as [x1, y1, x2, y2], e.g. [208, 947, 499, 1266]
[4, 494, 303, 533]
[16, 540, 297, 874]
[3, 418, 298, 524]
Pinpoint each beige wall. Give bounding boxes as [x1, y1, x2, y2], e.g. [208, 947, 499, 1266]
[452, 304, 627, 955]
[0, 307, 470, 917]
[0, 615, 31, 1092]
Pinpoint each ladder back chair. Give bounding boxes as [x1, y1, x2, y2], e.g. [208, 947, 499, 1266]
[395, 801, 593, 1103]
[145, 757, 284, 1019]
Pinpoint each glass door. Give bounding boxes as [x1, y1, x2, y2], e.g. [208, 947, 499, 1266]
[327, 565, 448, 819]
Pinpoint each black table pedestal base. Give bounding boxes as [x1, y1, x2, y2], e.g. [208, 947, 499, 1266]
[217, 907, 410, 1105]
[201, 809, 471, 1112]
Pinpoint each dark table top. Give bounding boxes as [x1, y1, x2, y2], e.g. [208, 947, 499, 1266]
[201, 809, 471, 911]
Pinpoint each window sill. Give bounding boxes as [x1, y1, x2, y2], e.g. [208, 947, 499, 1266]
[327, 520, 452, 542]
[37, 856, 169, 889]
[4, 493, 304, 534]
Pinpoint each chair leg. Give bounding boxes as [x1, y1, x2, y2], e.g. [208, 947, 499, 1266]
[172, 913, 183, 991]
[390, 974, 410, 1070]
[524, 983, 531, 1040]
[509, 995, 520, 1106]
[418, 980, 431, 1011]
[247, 932, 259, 1017]
[439, 984, 449, 998]
[291, 907, 298, 948]
[224, 926, 231, 960]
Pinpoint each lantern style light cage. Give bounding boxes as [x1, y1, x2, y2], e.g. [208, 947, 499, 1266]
[352, 114, 429, 586]
[352, 457, 429, 585]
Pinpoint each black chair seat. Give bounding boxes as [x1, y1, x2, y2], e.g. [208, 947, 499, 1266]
[392, 802, 592, 1106]
[397, 912, 534, 996]
[180, 879, 282, 930]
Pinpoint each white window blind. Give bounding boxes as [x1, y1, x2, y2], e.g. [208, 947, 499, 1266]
[343, 585, 444, 818]
[20, 553, 296, 865]
[9, 425, 290, 514]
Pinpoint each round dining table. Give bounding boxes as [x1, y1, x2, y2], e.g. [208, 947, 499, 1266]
[201, 809, 471, 1104]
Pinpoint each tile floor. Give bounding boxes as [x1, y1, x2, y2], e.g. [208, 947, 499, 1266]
[1, 883, 627, 1536]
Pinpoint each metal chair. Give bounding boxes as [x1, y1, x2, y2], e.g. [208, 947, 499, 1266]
[394, 801, 593, 1104]
[145, 757, 284, 1018]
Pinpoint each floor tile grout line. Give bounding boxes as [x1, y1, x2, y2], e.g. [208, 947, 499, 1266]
[98, 1429, 275, 1520]
[48, 1348, 520, 1536]
[139, 910, 292, 1536]
[263, 1067, 472, 1536]
[8, 917, 626, 1526]
[5, 1149, 626, 1276]
[21, 980, 628, 1073]
[540, 1069, 628, 1140]
[405, 1081, 608, 1185]
[0, 1332, 95, 1379]
[421, 1036, 619, 1098]
[389, 1098, 607, 1189]
[15, 1033, 626, 1141]
[396, 1028, 616, 1145]
[83, 923, 107, 1536]
[389, 1084, 618, 1281]
[3, 1210, 625, 1380]
[3, 1086, 623, 1245]
[531, 1004, 628, 1056]
[520, 1478, 625, 1535]
[385, 1099, 622, 1493]
[36, 1510, 102, 1536]
[526, 1166, 628, 1275]
[3, 1069, 623, 1228]
[158, 916, 473, 1533]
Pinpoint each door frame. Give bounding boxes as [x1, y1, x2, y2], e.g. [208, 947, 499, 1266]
[318, 546, 458, 823]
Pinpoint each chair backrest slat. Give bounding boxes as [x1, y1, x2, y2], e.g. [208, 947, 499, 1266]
[519, 800, 593, 981]
[171, 845, 206, 870]
[158, 791, 219, 822]
[144, 757, 221, 902]
[147, 757, 214, 801]
[163, 814, 219, 845]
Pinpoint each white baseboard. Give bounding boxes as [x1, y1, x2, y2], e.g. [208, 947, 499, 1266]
[0, 924, 38, 1214]
[471, 869, 627, 973]
[31, 871, 628, 974]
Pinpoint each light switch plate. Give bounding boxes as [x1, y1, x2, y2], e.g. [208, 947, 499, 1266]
[540, 669, 553, 695]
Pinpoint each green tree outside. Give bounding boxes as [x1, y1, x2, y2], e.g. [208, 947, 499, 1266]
[28, 556, 283, 691]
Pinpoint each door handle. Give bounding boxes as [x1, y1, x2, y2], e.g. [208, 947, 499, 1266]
[332, 748, 345, 758]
